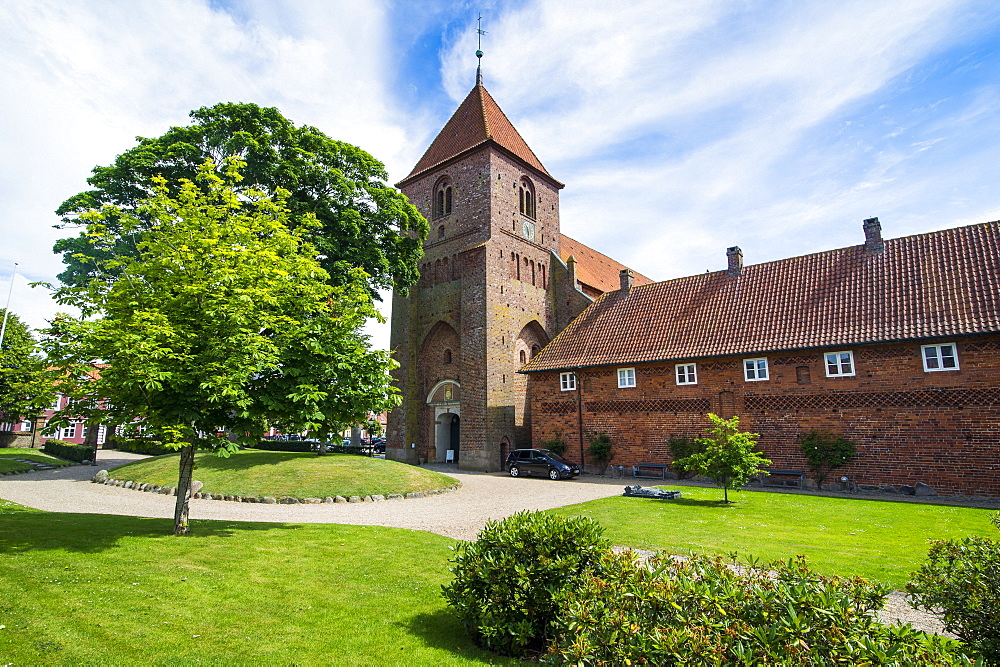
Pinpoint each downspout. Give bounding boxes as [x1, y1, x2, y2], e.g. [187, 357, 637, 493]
[575, 368, 585, 473]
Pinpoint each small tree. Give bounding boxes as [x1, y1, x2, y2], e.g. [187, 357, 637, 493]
[587, 432, 613, 474]
[799, 429, 857, 485]
[675, 413, 771, 503]
[666, 434, 706, 479]
[44, 160, 399, 535]
[0, 309, 56, 429]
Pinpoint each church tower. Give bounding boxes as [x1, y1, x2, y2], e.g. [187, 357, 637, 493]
[387, 68, 578, 471]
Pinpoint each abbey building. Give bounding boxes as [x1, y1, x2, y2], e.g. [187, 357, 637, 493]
[386, 78, 650, 471]
[388, 74, 1000, 497]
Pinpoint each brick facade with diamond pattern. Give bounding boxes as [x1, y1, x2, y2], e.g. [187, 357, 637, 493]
[529, 335, 1000, 496]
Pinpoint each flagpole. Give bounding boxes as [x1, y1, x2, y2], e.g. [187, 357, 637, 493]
[0, 262, 18, 349]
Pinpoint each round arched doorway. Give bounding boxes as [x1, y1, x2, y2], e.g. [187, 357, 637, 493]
[427, 380, 461, 463]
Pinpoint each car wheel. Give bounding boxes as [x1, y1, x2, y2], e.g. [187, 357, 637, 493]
[509, 465, 520, 477]
[548, 468, 560, 481]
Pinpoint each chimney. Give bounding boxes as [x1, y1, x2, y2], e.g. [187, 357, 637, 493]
[619, 268, 634, 292]
[863, 217, 884, 253]
[726, 246, 743, 276]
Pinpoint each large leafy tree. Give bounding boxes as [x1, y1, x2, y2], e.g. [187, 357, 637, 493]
[0, 309, 56, 427]
[44, 160, 400, 535]
[54, 102, 427, 296]
[675, 413, 771, 503]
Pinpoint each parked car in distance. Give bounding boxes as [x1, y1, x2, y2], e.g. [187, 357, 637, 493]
[505, 449, 580, 480]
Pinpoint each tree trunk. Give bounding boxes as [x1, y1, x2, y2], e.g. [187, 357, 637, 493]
[173, 443, 196, 535]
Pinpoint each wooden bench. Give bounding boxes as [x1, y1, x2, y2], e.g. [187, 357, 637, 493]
[759, 468, 806, 488]
[632, 463, 668, 479]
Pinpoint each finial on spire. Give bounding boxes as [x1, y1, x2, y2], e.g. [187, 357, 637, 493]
[476, 13, 486, 86]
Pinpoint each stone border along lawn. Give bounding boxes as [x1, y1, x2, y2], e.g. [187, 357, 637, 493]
[90, 468, 462, 504]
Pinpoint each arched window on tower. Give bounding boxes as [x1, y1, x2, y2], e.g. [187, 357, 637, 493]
[519, 177, 536, 219]
[519, 350, 526, 364]
[434, 177, 453, 218]
[531, 345, 539, 358]
[444, 349, 452, 364]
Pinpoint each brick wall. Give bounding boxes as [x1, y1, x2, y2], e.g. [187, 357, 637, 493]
[527, 334, 1000, 496]
[389, 143, 588, 471]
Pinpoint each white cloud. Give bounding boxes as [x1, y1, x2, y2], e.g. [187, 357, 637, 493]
[433, 0, 1000, 286]
[0, 0, 405, 344]
[3, 0, 1000, 352]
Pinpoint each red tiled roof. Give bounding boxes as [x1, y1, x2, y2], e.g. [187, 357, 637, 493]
[399, 84, 554, 184]
[523, 221, 1000, 372]
[560, 235, 654, 294]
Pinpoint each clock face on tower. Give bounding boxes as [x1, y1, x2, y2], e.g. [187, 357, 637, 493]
[521, 219, 535, 242]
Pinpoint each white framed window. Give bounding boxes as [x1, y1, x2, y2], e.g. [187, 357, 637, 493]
[560, 372, 577, 391]
[618, 368, 636, 388]
[922, 343, 959, 372]
[743, 358, 769, 381]
[20, 420, 33, 432]
[675, 363, 697, 385]
[60, 422, 79, 440]
[824, 351, 855, 377]
[51, 394, 62, 411]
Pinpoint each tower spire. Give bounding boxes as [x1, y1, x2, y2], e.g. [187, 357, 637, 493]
[475, 13, 486, 86]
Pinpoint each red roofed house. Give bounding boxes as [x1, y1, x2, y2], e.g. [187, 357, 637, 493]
[387, 68, 651, 470]
[520, 219, 1000, 497]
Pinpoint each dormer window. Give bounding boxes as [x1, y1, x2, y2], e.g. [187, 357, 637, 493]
[434, 177, 453, 218]
[519, 177, 535, 219]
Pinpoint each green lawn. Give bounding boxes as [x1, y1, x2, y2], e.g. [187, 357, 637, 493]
[0, 448, 74, 474]
[0, 500, 520, 665]
[111, 450, 459, 498]
[547, 485, 998, 588]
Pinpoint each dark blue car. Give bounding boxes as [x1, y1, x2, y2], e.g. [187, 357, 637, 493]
[505, 449, 580, 480]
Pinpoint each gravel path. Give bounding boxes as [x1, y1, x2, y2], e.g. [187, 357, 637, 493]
[0, 450, 623, 541]
[0, 450, 954, 636]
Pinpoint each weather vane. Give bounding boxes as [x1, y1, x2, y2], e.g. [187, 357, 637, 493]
[475, 13, 487, 85]
[476, 13, 486, 59]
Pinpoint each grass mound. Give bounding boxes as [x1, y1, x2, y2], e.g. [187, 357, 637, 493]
[111, 449, 458, 499]
[0, 501, 518, 665]
[0, 448, 75, 474]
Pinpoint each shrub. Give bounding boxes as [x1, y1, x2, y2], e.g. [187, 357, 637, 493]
[666, 435, 705, 479]
[111, 438, 174, 456]
[799, 428, 857, 485]
[546, 552, 971, 665]
[542, 431, 567, 456]
[906, 524, 1000, 663]
[42, 439, 92, 462]
[587, 432, 613, 473]
[441, 510, 609, 658]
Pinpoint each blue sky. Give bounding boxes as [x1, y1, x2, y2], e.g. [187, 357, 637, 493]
[2, 0, 1000, 350]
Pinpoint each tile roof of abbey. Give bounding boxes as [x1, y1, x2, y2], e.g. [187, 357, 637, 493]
[522, 221, 1000, 372]
[399, 83, 557, 185]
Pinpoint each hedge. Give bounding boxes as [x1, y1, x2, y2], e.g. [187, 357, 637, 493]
[110, 438, 174, 456]
[42, 439, 92, 463]
[249, 440, 314, 453]
[247, 440, 376, 456]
